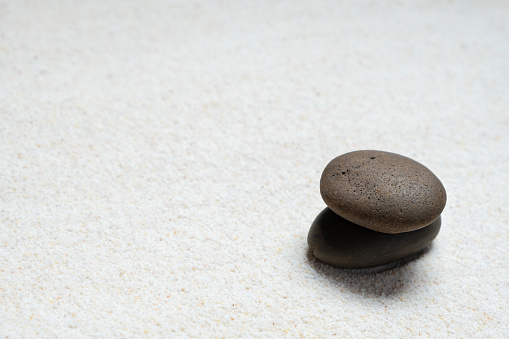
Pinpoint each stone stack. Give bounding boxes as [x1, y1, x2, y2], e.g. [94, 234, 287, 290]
[308, 150, 447, 269]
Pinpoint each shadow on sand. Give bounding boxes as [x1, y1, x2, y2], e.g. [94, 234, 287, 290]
[305, 244, 433, 297]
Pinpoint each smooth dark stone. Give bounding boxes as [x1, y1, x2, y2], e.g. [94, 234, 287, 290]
[320, 150, 446, 234]
[308, 208, 441, 269]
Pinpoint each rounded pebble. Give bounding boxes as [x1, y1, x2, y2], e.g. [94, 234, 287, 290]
[308, 207, 441, 269]
[320, 150, 446, 233]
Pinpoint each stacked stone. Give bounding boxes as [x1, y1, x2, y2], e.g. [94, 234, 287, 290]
[308, 150, 447, 269]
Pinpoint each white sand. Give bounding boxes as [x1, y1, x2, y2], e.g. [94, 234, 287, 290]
[1, 0, 508, 337]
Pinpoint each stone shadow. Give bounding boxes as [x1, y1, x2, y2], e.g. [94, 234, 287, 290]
[306, 244, 433, 297]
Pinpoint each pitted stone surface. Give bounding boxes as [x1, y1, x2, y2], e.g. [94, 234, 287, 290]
[320, 150, 446, 233]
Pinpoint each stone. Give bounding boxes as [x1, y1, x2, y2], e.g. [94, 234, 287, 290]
[320, 150, 446, 234]
[308, 207, 441, 269]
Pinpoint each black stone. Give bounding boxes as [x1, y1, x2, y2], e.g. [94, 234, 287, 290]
[308, 208, 441, 269]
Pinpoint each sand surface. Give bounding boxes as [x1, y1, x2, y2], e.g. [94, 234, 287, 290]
[1, 0, 508, 337]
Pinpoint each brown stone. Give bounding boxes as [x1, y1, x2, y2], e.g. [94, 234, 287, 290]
[320, 150, 446, 233]
[308, 207, 441, 269]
